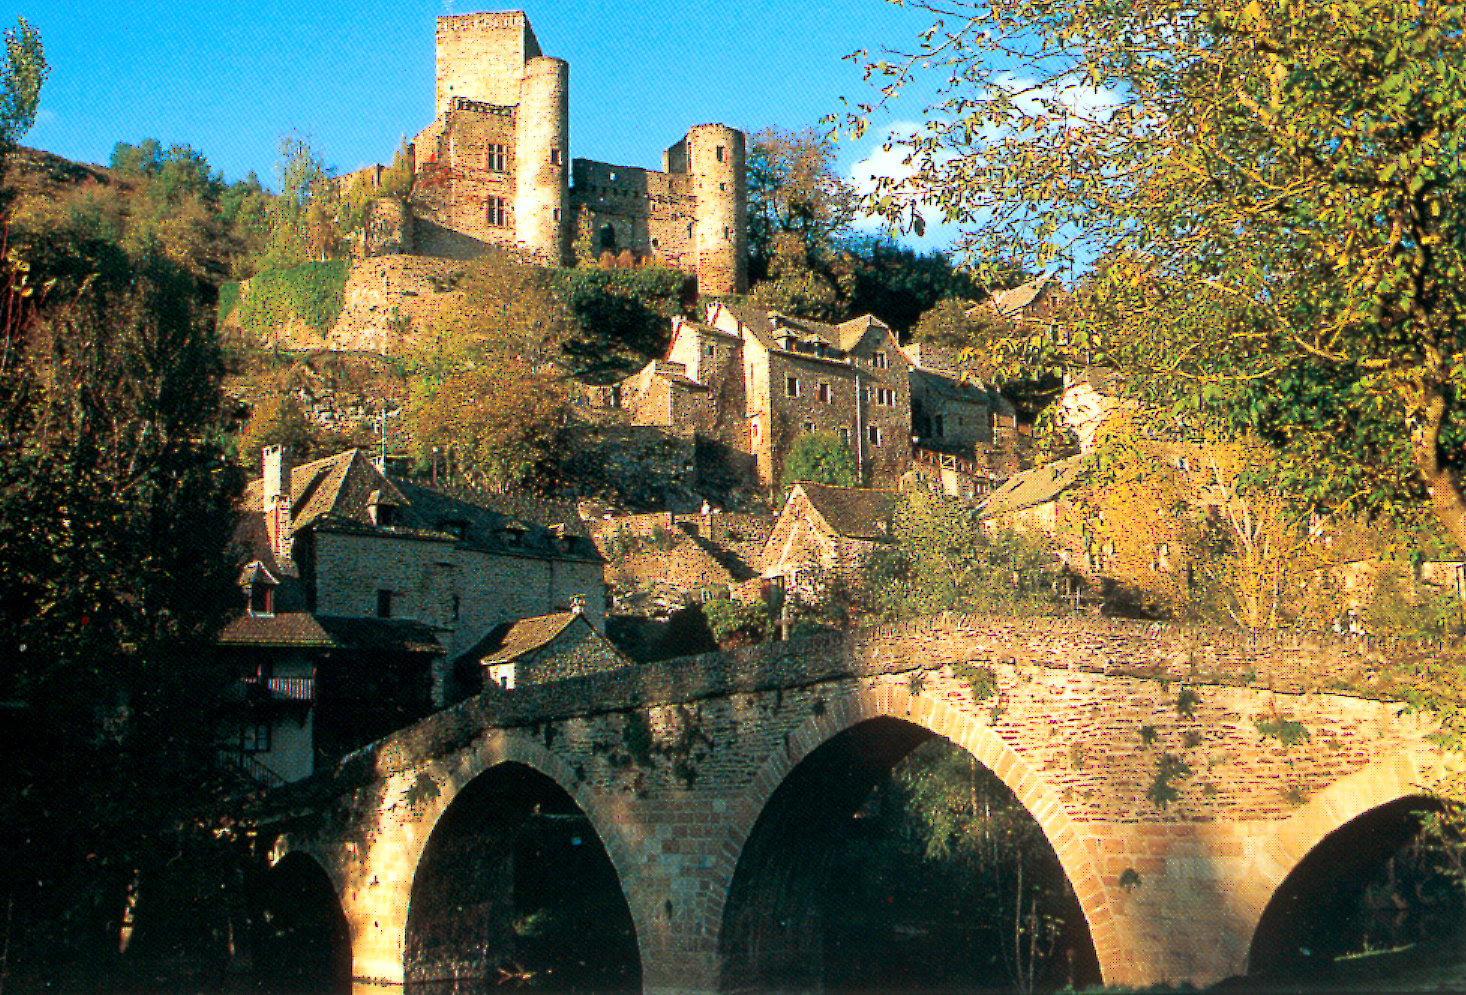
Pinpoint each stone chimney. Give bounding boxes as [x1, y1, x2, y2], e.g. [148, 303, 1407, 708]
[262, 445, 294, 561]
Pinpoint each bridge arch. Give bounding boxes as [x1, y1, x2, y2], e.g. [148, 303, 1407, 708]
[707, 683, 1115, 988]
[1242, 752, 1451, 977]
[255, 850, 352, 994]
[359, 732, 644, 989]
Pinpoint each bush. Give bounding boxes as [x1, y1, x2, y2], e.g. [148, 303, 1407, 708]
[236, 258, 350, 338]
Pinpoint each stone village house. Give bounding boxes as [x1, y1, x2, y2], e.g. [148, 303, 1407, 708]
[217, 445, 607, 784]
[604, 302, 915, 488]
[759, 483, 900, 609]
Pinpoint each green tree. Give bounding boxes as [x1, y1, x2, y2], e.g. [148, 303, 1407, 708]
[849, 0, 1466, 559]
[412, 363, 569, 492]
[0, 18, 44, 156]
[867, 489, 1057, 619]
[747, 127, 860, 279]
[0, 228, 244, 983]
[781, 430, 861, 489]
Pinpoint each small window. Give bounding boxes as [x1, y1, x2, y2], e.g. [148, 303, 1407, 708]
[716, 145, 726, 163]
[872, 351, 888, 370]
[451, 595, 461, 622]
[552, 148, 563, 167]
[486, 143, 506, 172]
[803, 420, 815, 433]
[933, 414, 945, 438]
[376, 589, 393, 619]
[249, 583, 274, 617]
[724, 226, 730, 240]
[487, 196, 506, 228]
[705, 343, 716, 358]
[868, 425, 882, 447]
[553, 208, 562, 222]
[785, 375, 799, 398]
[817, 382, 831, 403]
[840, 427, 851, 447]
[651, 237, 660, 250]
[720, 182, 726, 191]
[608, 170, 616, 181]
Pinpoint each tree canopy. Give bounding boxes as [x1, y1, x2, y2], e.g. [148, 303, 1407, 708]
[848, 0, 1466, 555]
[781, 431, 862, 489]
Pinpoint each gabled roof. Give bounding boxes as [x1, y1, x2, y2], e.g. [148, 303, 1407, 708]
[712, 303, 892, 357]
[979, 456, 1085, 518]
[459, 610, 630, 668]
[793, 482, 899, 540]
[982, 275, 1065, 321]
[243, 449, 409, 535]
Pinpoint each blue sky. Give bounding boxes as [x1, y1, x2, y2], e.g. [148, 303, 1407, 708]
[15, 0, 969, 251]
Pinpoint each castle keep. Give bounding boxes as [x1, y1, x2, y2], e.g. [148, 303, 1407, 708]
[395, 11, 746, 294]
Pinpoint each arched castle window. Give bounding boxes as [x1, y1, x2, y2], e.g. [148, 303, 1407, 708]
[599, 224, 617, 250]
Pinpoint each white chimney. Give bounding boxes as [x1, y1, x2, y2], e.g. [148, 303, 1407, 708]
[262, 445, 293, 561]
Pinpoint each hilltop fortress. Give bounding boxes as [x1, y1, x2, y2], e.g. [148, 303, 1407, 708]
[348, 11, 747, 295]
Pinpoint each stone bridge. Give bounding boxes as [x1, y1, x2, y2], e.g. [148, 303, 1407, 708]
[258, 614, 1452, 993]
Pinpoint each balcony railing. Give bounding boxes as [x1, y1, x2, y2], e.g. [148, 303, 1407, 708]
[241, 677, 315, 702]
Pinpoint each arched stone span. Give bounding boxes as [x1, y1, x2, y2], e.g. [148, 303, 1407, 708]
[256, 851, 352, 995]
[342, 732, 646, 987]
[705, 684, 1117, 985]
[1241, 751, 1450, 974]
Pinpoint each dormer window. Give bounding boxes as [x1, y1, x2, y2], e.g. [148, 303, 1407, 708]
[240, 561, 278, 617]
[250, 582, 274, 617]
[367, 489, 398, 527]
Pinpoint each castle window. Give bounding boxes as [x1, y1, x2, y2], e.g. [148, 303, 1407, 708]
[609, 170, 616, 181]
[552, 148, 563, 166]
[487, 196, 507, 227]
[817, 382, 831, 403]
[724, 226, 730, 240]
[876, 387, 897, 407]
[651, 237, 660, 250]
[704, 344, 716, 358]
[376, 589, 394, 619]
[868, 425, 883, 447]
[486, 143, 506, 172]
[716, 145, 726, 163]
[720, 182, 726, 191]
[933, 414, 945, 437]
[452, 595, 461, 622]
[599, 224, 617, 250]
[785, 376, 799, 398]
[553, 208, 562, 222]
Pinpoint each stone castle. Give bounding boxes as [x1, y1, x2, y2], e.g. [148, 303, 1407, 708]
[348, 11, 747, 294]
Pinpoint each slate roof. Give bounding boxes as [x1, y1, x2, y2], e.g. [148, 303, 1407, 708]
[985, 275, 1063, 320]
[242, 448, 600, 563]
[716, 303, 889, 358]
[795, 483, 899, 540]
[460, 610, 632, 669]
[979, 456, 1085, 518]
[218, 612, 444, 653]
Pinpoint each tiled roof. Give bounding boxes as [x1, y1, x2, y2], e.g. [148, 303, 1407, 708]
[219, 612, 336, 648]
[243, 449, 408, 535]
[979, 455, 1085, 518]
[315, 616, 444, 655]
[218, 613, 444, 654]
[466, 611, 581, 665]
[795, 483, 899, 540]
[392, 480, 602, 562]
[985, 275, 1061, 319]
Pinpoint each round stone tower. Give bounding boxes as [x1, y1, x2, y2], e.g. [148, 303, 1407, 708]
[687, 124, 747, 295]
[515, 56, 570, 265]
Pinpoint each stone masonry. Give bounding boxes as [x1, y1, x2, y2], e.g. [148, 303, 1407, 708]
[264, 614, 1452, 993]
